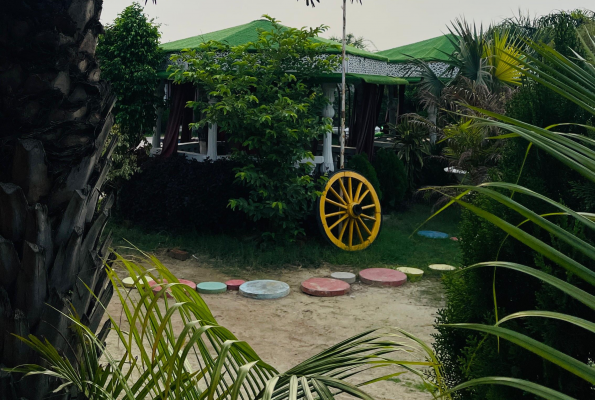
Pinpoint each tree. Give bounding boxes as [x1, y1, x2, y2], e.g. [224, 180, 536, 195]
[302, 0, 362, 6]
[171, 17, 340, 240]
[97, 3, 162, 183]
[0, 2, 116, 399]
[329, 33, 376, 51]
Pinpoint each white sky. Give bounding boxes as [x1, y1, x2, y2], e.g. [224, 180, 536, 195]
[101, 0, 594, 51]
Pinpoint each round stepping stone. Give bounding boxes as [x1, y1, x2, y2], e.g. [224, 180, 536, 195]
[226, 279, 246, 291]
[148, 280, 174, 299]
[429, 264, 457, 271]
[178, 279, 197, 290]
[359, 268, 407, 287]
[417, 230, 449, 239]
[396, 267, 424, 282]
[122, 276, 136, 288]
[197, 282, 227, 294]
[239, 280, 290, 300]
[330, 272, 356, 284]
[301, 278, 350, 297]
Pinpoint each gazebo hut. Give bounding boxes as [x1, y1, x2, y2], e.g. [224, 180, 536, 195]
[152, 19, 407, 172]
[378, 33, 458, 82]
[377, 34, 458, 133]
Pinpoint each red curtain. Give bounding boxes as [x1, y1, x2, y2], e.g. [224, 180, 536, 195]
[348, 83, 385, 161]
[161, 83, 195, 157]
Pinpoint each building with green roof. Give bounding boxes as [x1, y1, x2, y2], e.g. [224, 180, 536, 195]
[158, 19, 407, 86]
[378, 34, 458, 82]
[153, 19, 410, 171]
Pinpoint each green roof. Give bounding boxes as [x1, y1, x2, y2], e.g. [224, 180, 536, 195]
[310, 73, 408, 86]
[160, 19, 388, 62]
[377, 34, 457, 64]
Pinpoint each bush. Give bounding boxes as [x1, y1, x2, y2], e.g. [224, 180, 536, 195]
[347, 153, 382, 200]
[372, 148, 406, 209]
[433, 12, 595, 399]
[170, 17, 339, 241]
[117, 156, 249, 233]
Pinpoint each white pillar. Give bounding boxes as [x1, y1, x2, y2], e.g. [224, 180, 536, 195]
[428, 104, 437, 145]
[152, 80, 166, 149]
[153, 108, 162, 149]
[207, 97, 218, 160]
[322, 84, 335, 173]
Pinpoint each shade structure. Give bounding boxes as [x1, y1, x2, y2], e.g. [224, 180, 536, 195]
[376, 34, 458, 82]
[377, 34, 457, 63]
[158, 19, 408, 85]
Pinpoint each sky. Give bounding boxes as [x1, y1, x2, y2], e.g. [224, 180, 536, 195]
[101, 0, 594, 51]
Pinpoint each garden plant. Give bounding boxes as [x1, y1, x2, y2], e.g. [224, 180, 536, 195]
[168, 17, 340, 241]
[431, 17, 595, 399]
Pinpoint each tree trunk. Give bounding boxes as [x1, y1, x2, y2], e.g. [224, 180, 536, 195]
[0, 1, 115, 398]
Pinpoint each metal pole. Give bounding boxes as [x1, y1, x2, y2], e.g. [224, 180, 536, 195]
[340, 0, 347, 169]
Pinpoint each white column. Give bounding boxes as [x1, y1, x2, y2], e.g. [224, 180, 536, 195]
[428, 104, 437, 145]
[322, 84, 335, 173]
[207, 97, 218, 160]
[152, 80, 166, 150]
[152, 108, 162, 149]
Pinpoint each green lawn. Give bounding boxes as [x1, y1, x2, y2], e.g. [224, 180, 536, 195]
[107, 203, 461, 276]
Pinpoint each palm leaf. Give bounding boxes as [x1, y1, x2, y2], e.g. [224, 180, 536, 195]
[451, 377, 575, 400]
[443, 324, 595, 385]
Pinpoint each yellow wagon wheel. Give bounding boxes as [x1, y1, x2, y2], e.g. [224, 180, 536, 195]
[317, 170, 382, 251]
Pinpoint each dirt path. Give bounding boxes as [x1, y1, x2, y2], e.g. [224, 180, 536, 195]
[106, 254, 445, 400]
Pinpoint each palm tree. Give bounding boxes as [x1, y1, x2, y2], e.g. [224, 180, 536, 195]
[0, 2, 116, 399]
[0, 1, 365, 398]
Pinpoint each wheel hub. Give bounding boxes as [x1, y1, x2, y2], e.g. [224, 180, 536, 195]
[349, 203, 363, 218]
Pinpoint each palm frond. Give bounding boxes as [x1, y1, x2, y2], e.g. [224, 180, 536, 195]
[5, 252, 448, 400]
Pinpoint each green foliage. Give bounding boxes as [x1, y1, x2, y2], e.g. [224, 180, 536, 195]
[372, 148, 407, 209]
[170, 16, 340, 241]
[97, 3, 162, 183]
[328, 33, 376, 51]
[392, 116, 431, 191]
[106, 203, 461, 274]
[117, 156, 249, 234]
[347, 154, 382, 200]
[440, 119, 500, 184]
[432, 13, 595, 400]
[4, 252, 448, 400]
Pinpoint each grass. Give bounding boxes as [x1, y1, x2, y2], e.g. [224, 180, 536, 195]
[106, 203, 461, 276]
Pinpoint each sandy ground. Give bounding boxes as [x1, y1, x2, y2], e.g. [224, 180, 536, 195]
[105, 253, 445, 400]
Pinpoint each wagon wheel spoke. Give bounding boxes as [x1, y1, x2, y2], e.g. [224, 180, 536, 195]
[354, 182, 363, 203]
[361, 204, 375, 210]
[358, 189, 370, 203]
[348, 219, 354, 248]
[329, 214, 349, 231]
[325, 198, 347, 209]
[354, 219, 364, 244]
[357, 217, 372, 236]
[325, 210, 346, 219]
[361, 214, 376, 221]
[329, 186, 347, 205]
[338, 177, 352, 203]
[338, 219, 349, 242]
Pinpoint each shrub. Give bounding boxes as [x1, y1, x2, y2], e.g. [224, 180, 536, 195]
[117, 156, 249, 233]
[432, 12, 595, 399]
[347, 153, 382, 200]
[372, 148, 406, 208]
[169, 17, 340, 241]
